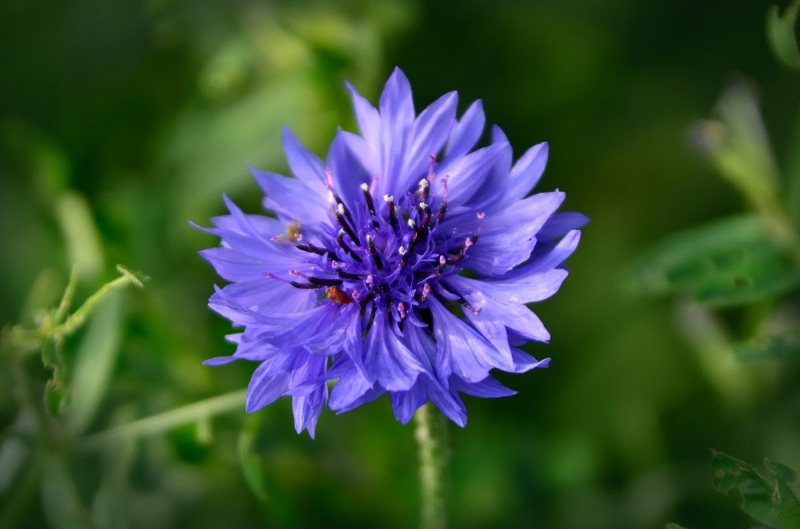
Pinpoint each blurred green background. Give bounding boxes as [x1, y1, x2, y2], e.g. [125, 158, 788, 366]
[1, 0, 799, 528]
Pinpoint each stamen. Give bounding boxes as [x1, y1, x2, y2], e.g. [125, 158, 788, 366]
[337, 229, 363, 263]
[447, 238, 474, 264]
[458, 296, 481, 314]
[296, 242, 329, 256]
[336, 203, 359, 243]
[332, 261, 362, 281]
[416, 283, 431, 303]
[417, 178, 430, 202]
[437, 255, 446, 274]
[418, 202, 431, 229]
[436, 177, 449, 223]
[406, 219, 421, 258]
[384, 195, 399, 232]
[308, 276, 343, 287]
[361, 183, 376, 217]
[289, 281, 322, 290]
[427, 155, 437, 183]
[397, 301, 406, 321]
[399, 245, 410, 268]
[366, 235, 384, 270]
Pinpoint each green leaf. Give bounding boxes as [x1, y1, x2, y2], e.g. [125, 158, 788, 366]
[691, 81, 781, 215]
[64, 290, 124, 437]
[665, 524, 691, 529]
[767, 461, 800, 529]
[767, 0, 800, 70]
[710, 451, 782, 528]
[40, 456, 93, 529]
[238, 415, 268, 502]
[734, 327, 800, 361]
[54, 192, 104, 281]
[626, 215, 800, 305]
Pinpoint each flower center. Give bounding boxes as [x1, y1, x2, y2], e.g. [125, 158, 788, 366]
[271, 173, 483, 323]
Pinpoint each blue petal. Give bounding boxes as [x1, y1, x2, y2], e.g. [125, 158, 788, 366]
[457, 191, 566, 277]
[450, 375, 517, 398]
[363, 311, 424, 391]
[292, 383, 327, 438]
[510, 349, 551, 373]
[428, 297, 514, 383]
[498, 142, 549, 207]
[485, 268, 569, 304]
[250, 167, 330, 230]
[329, 364, 376, 411]
[537, 213, 589, 241]
[390, 385, 427, 424]
[446, 99, 485, 160]
[465, 125, 513, 210]
[378, 67, 415, 195]
[436, 141, 510, 206]
[425, 378, 467, 427]
[400, 91, 458, 192]
[340, 131, 380, 178]
[282, 126, 328, 192]
[346, 81, 382, 157]
[327, 131, 371, 210]
[246, 362, 291, 412]
[502, 229, 581, 279]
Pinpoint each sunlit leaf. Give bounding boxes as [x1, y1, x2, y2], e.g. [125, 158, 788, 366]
[55, 192, 104, 281]
[64, 290, 124, 437]
[767, 0, 800, 70]
[734, 327, 800, 361]
[711, 451, 781, 528]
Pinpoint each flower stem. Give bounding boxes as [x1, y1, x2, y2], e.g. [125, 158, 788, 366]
[74, 389, 246, 452]
[414, 403, 448, 529]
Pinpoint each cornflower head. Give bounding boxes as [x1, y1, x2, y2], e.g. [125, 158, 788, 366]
[196, 68, 586, 437]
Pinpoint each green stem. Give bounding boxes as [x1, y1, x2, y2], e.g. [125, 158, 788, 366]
[414, 404, 448, 529]
[75, 389, 246, 452]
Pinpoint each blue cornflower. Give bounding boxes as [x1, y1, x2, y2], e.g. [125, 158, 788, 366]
[197, 68, 586, 437]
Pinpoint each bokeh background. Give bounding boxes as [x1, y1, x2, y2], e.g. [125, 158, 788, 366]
[1, 0, 799, 528]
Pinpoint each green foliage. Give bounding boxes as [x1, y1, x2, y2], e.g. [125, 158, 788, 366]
[627, 214, 800, 305]
[768, 0, 800, 70]
[669, 453, 800, 529]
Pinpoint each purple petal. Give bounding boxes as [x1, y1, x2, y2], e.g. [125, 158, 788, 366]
[378, 67, 415, 194]
[511, 349, 551, 373]
[450, 375, 517, 398]
[436, 141, 510, 205]
[499, 142, 549, 206]
[363, 313, 424, 391]
[400, 91, 458, 191]
[537, 212, 589, 241]
[282, 126, 328, 192]
[346, 81, 382, 156]
[428, 297, 514, 383]
[390, 385, 428, 424]
[329, 365, 376, 411]
[246, 363, 291, 412]
[446, 99, 485, 160]
[250, 167, 330, 230]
